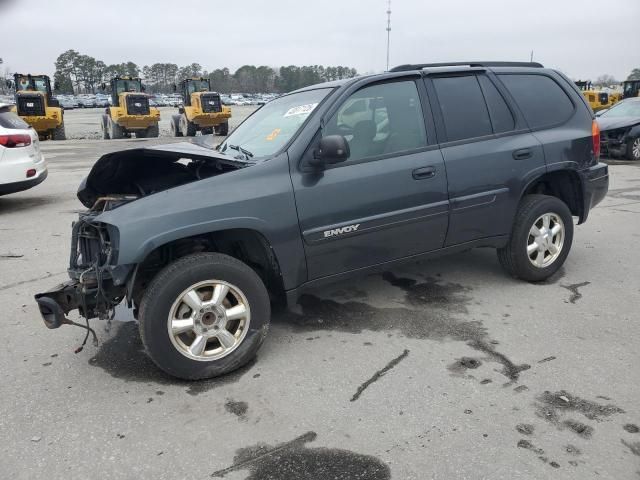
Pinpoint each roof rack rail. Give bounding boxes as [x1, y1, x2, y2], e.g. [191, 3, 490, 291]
[389, 61, 544, 72]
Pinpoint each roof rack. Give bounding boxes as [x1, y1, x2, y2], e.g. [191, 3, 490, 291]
[389, 61, 544, 72]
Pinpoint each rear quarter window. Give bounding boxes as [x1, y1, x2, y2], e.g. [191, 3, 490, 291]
[498, 74, 574, 129]
[0, 110, 30, 130]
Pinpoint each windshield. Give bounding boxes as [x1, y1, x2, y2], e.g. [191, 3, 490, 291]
[16, 76, 48, 93]
[115, 79, 142, 94]
[187, 80, 210, 95]
[601, 100, 640, 118]
[219, 88, 332, 159]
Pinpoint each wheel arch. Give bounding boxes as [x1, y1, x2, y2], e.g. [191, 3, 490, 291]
[128, 227, 286, 313]
[520, 169, 585, 222]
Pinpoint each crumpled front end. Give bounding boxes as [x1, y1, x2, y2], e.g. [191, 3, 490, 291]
[34, 210, 129, 328]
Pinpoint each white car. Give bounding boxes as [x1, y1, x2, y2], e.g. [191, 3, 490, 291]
[0, 105, 47, 195]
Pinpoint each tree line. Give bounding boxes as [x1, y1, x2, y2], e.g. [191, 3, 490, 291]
[51, 50, 358, 94]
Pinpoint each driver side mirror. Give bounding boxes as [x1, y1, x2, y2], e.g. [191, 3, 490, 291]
[310, 135, 350, 167]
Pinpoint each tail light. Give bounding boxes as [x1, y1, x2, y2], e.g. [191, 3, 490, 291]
[0, 133, 32, 148]
[592, 120, 600, 160]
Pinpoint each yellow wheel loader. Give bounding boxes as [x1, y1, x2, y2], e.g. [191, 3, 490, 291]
[100, 77, 160, 139]
[8, 74, 65, 140]
[170, 78, 231, 137]
[623, 80, 640, 99]
[575, 80, 620, 112]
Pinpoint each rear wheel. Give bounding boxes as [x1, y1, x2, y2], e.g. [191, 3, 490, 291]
[138, 253, 270, 380]
[146, 124, 159, 138]
[215, 121, 229, 136]
[101, 115, 110, 139]
[170, 115, 183, 137]
[180, 114, 197, 137]
[51, 122, 66, 140]
[497, 195, 573, 282]
[626, 136, 640, 161]
[109, 118, 123, 139]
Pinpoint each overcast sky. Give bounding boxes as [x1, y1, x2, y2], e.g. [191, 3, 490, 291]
[1, 0, 639, 81]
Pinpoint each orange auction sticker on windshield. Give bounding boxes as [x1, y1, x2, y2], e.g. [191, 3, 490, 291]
[266, 128, 281, 141]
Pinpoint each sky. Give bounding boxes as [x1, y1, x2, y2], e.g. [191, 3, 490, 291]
[1, 0, 639, 81]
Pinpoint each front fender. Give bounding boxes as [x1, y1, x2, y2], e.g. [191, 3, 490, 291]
[94, 154, 307, 289]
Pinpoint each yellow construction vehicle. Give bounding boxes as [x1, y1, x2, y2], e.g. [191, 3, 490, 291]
[8, 74, 65, 140]
[100, 77, 160, 139]
[170, 78, 231, 137]
[622, 80, 640, 99]
[575, 80, 620, 112]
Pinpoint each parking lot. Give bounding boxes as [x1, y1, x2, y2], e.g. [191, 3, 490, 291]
[1, 109, 639, 479]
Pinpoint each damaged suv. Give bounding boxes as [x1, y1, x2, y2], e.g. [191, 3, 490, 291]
[35, 62, 609, 380]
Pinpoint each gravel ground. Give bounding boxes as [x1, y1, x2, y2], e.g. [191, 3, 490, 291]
[0, 123, 639, 479]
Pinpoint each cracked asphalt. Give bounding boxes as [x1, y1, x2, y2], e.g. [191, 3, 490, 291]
[1, 107, 639, 479]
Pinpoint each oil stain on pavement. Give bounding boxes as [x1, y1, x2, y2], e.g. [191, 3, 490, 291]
[277, 272, 530, 383]
[210, 431, 390, 479]
[561, 281, 591, 304]
[88, 321, 255, 395]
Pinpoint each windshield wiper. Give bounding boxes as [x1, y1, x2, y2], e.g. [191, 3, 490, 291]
[227, 144, 254, 159]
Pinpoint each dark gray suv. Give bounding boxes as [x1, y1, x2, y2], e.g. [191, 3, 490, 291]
[36, 61, 609, 380]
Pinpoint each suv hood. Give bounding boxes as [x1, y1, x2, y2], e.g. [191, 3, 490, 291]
[77, 141, 253, 209]
[597, 116, 640, 131]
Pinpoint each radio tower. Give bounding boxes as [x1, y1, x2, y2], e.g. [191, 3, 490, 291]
[386, 0, 392, 71]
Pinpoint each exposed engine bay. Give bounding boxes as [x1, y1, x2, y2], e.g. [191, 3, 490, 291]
[77, 142, 250, 209]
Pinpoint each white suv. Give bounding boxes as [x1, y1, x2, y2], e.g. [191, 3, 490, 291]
[0, 105, 47, 195]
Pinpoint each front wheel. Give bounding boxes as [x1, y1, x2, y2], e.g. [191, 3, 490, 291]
[626, 136, 640, 161]
[497, 194, 573, 282]
[138, 253, 271, 380]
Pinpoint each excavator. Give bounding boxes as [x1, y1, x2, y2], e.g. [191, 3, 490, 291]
[170, 77, 231, 137]
[100, 76, 160, 139]
[8, 74, 65, 140]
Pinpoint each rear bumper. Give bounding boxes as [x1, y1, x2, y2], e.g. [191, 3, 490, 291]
[579, 162, 608, 223]
[0, 168, 47, 195]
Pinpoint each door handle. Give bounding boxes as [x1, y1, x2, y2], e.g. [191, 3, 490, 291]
[512, 148, 533, 160]
[412, 166, 436, 180]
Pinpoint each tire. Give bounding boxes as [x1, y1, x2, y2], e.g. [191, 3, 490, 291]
[215, 121, 229, 136]
[51, 122, 66, 140]
[180, 114, 197, 137]
[626, 136, 640, 161]
[170, 115, 183, 137]
[101, 115, 110, 139]
[109, 118, 123, 139]
[497, 194, 574, 282]
[138, 253, 271, 380]
[146, 124, 159, 138]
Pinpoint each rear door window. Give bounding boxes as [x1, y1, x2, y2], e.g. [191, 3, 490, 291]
[432, 76, 492, 142]
[0, 110, 30, 130]
[477, 75, 515, 133]
[498, 74, 574, 129]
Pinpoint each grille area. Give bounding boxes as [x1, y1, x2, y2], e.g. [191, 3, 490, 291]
[17, 95, 46, 116]
[125, 95, 150, 115]
[201, 93, 222, 113]
[70, 220, 110, 269]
